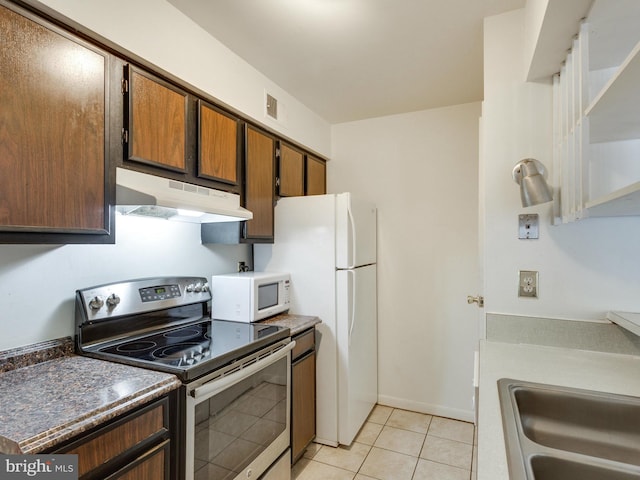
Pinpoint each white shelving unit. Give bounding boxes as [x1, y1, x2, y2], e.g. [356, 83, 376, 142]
[547, 0, 640, 222]
[607, 311, 640, 337]
[586, 41, 640, 143]
[585, 181, 640, 216]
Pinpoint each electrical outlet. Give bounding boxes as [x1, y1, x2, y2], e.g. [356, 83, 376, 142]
[518, 270, 538, 298]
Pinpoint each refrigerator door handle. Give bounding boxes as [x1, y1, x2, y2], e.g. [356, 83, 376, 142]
[347, 202, 357, 269]
[348, 269, 356, 347]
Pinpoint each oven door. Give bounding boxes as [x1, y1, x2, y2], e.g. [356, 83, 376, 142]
[185, 340, 294, 480]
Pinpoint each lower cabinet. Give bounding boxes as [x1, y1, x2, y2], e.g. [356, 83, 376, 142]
[50, 394, 175, 480]
[291, 328, 317, 463]
[107, 440, 169, 480]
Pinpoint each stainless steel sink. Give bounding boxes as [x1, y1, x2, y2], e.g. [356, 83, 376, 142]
[498, 378, 640, 479]
[530, 455, 640, 480]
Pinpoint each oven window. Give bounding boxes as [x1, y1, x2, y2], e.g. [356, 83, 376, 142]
[193, 356, 287, 480]
[258, 282, 278, 310]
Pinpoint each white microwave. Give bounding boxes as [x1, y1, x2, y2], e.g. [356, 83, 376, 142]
[210, 271, 291, 322]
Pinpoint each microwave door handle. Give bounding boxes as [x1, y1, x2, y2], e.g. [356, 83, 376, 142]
[191, 341, 295, 401]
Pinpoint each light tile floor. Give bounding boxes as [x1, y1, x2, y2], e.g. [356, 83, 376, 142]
[292, 405, 477, 480]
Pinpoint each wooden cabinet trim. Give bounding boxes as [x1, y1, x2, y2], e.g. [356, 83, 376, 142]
[292, 328, 315, 360]
[197, 100, 240, 186]
[0, 1, 114, 243]
[305, 155, 327, 196]
[56, 397, 169, 478]
[291, 350, 316, 462]
[105, 439, 170, 480]
[244, 125, 275, 242]
[278, 142, 305, 197]
[124, 64, 189, 173]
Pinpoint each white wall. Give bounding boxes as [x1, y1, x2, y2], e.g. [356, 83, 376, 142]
[35, 0, 331, 157]
[0, 216, 249, 351]
[482, 9, 640, 321]
[331, 103, 481, 421]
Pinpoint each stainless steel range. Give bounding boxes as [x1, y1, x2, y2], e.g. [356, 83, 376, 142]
[75, 276, 293, 480]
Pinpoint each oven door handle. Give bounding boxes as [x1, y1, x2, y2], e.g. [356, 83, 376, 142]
[190, 340, 296, 401]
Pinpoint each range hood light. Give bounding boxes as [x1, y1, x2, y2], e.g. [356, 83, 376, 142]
[115, 168, 252, 223]
[176, 208, 203, 217]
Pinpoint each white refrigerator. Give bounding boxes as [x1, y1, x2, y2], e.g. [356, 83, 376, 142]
[254, 193, 378, 447]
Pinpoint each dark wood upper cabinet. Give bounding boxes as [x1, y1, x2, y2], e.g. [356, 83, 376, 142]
[278, 142, 305, 197]
[124, 64, 189, 173]
[0, 1, 114, 243]
[305, 155, 327, 196]
[245, 126, 275, 242]
[198, 101, 240, 185]
[0, 0, 327, 247]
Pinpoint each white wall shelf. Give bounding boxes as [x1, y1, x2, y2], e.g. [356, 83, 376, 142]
[606, 311, 640, 338]
[525, 0, 593, 81]
[549, 0, 640, 222]
[585, 181, 640, 216]
[586, 40, 640, 143]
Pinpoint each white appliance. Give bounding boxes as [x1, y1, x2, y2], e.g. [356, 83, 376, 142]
[210, 271, 291, 322]
[116, 167, 253, 223]
[254, 193, 377, 446]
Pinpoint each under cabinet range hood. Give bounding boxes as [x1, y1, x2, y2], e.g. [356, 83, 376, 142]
[115, 167, 252, 223]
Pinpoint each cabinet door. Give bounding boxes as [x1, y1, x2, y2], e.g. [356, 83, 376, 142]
[305, 155, 327, 196]
[124, 65, 188, 172]
[278, 142, 304, 197]
[108, 441, 169, 480]
[0, 2, 113, 243]
[292, 351, 316, 462]
[198, 101, 240, 185]
[245, 125, 275, 241]
[62, 400, 168, 478]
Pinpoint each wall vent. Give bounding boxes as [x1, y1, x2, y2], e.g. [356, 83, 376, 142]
[266, 93, 278, 120]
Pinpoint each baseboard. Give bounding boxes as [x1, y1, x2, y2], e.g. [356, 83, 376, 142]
[377, 394, 475, 423]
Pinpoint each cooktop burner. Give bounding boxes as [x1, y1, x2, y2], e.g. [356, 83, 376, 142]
[95, 319, 287, 380]
[75, 277, 290, 382]
[101, 321, 211, 365]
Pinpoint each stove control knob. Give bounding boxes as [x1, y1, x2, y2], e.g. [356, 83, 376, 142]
[106, 293, 121, 307]
[194, 282, 203, 292]
[186, 284, 195, 293]
[202, 282, 210, 292]
[88, 296, 104, 310]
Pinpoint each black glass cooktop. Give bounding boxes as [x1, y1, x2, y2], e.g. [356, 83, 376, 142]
[95, 319, 289, 382]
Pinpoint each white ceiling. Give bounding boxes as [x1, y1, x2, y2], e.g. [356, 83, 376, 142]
[168, 0, 525, 124]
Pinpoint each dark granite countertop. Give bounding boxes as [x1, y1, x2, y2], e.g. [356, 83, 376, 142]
[0, 338, 180, 454]
[259, 313, 321, 336]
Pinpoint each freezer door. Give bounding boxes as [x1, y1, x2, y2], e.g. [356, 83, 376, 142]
[336, 193, 377, 269]
[336, 264, 378, 445]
